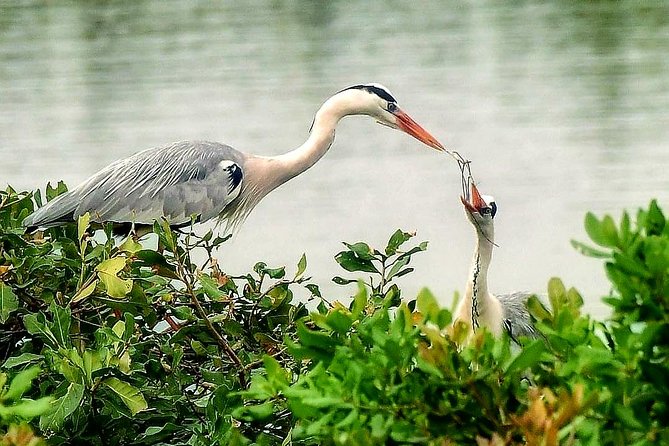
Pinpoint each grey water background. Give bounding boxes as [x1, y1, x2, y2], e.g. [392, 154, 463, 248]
[1, 1, 668, 317]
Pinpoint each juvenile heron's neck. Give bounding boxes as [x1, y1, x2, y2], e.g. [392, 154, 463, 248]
[456, 226, 503, 335]
[467, 232, 493, 316]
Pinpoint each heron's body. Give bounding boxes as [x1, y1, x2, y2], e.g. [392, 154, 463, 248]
[23, 84, 443, 233]
[25, 141, 247, 231]
[453, 182, 539, 341]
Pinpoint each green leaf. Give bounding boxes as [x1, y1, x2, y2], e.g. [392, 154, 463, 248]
[45, 181, 68, 201]
[77, 212, 90, 242]
[385, 229, 413, 256]
[325, 309, 353, 334]
[102, 377, 148, 415]
[2, 366, 40, 402]
[585, 212, 607, 247]
[133, 249, 178, 279]
[296, 322, 339, 350]
[190, 340, 207, 356]
[387, 255, 410, 280]
[40, 382, 85, 431]
[306, 283, 321, 297]
[82, 350, 103, 385]
[265, 266, 286, 279]
[332, 276, 356, 285]
[263, 355, 289, 389]
[96, 257, 127, 276]
[49, 303, 71, 348]
[382, 284, 401, 308]
[118, 236, 143, 254]
[2, 353, 44, 369]
[645, 199, 665, 235]
[71, 279, 99, 303]
[232, 401, 274, 421]
[613, 404, 645, 430]
[547, 277, 566, 313]
[351, 281, 368, 319]
[526, 295, 551, 321]
[0, 283, 18, 324]
[395, 241, 428, 261]
[96, 257, 133, 298]
[612, 252, 652, 279]
[158, 219, 177, 252]
[416, 287, 439, 321]
[198, 274, 226, 300]
[111, 319, 125, 339]
[295, 253, 308, 279]
[301, 396, 352, 409]
[122, 312, 135, 341]
[7, 396, 53, 420]
[570, 240, 611, 259]
[33, 188, 43, 207]
[172, 306, 194, 321]
[335, 251, 379, 273]
[600, 215, 619, 247]
[504, 340, 546, 374]
[344, 242, 376, 260]
[23, 313, 58, 347]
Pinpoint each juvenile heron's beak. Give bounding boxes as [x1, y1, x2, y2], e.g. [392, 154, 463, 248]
[461, 182, 485, 213]
[393, 108, 445, 152]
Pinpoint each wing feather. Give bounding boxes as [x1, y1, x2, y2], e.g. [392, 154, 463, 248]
[24, 141, 245, 229]
[498, 291, 542, 340]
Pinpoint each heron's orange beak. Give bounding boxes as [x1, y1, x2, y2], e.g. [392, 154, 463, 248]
[461, 182, 486, 213]
[394, 109, 445, 152]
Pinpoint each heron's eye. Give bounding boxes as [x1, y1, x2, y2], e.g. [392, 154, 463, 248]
[387, 102, 397, 113]
[480, 207, 492, 215]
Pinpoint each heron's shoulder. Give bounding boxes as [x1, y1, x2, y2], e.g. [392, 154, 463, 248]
[497, 291, 533, 305]
[135, 140, 245, 160]
[497, 291, 535, 320]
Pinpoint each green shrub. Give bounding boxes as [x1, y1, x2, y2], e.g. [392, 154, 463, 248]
[1, 185, 667, 445]
[1, 185, 312, 444]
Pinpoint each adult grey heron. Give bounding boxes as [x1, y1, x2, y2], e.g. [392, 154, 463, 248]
[23, 84, 444, 234]
[453, 181, 539, 342]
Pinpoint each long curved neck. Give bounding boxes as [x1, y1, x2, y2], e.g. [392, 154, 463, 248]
[271, 94, 358, 184]
[465, 227, 495, 330]
[227, 92, 367, 231]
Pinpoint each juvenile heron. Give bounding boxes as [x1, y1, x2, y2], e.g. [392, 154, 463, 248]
[23, 84, 444, 234]
[453, 181, 539, 342]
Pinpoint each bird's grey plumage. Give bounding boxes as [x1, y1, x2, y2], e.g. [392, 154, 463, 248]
[23, 141, 246, 231]
[454, 179, 542, 342]
[498, 291, 541, 342]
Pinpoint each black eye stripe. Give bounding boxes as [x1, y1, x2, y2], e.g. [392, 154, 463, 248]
[490, 202, 497, 218]
[341, 84, 397, 103]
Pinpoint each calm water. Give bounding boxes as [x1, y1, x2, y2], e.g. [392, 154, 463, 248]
[1, 1, 668, 316]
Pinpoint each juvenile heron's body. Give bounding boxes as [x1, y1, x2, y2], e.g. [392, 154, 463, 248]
[454, 182, 539, 341]
[23, 84, 444, 234]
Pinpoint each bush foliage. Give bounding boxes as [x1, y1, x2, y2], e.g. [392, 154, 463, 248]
[0, 184, 667, 445]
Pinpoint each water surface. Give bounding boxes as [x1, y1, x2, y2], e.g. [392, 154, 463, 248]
[2, 1, 668, 316]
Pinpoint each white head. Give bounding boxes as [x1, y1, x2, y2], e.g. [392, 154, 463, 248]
[332, 83, 445, 151]
[461, 181, 497, 240]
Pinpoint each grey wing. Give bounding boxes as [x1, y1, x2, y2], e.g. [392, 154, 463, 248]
[24, 141, 245, 228]
[498, 291, 542, 341]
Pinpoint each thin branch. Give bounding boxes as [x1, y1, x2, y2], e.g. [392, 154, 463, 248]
[171, 239, 248, 388]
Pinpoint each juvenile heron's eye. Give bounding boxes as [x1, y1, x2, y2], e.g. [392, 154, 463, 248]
[387, 102, 397, 113]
